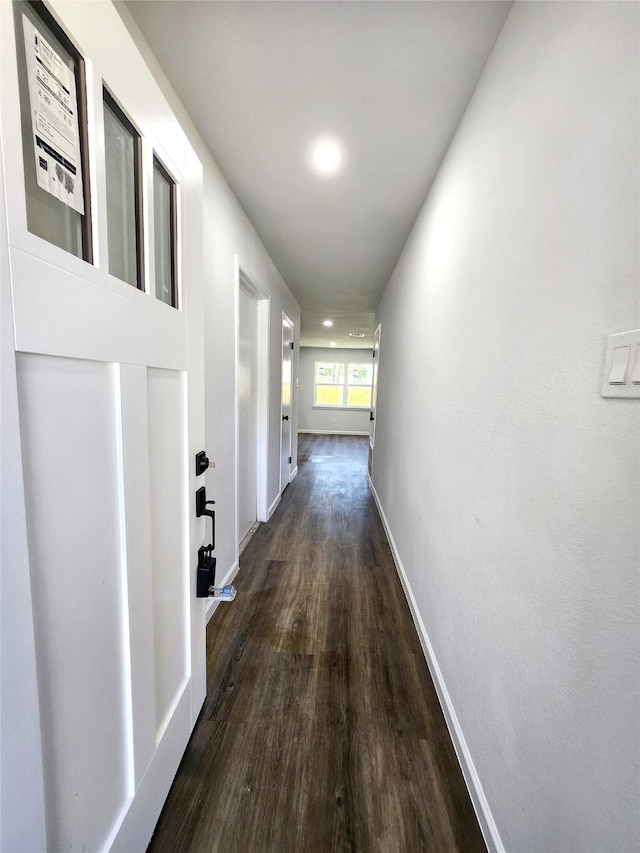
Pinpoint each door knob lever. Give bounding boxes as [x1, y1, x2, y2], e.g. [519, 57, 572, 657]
[196, 486, 216, 550]
[196, 486, 215, 518]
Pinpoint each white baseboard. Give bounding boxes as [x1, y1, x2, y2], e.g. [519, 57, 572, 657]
[297, 429, 369, 436]
[290, 465, 299, 482]
[367, 475, 504, 853]
[205, 560, 239, 624]
[268, 493, 281, 519]
[239, 523, 259, 557]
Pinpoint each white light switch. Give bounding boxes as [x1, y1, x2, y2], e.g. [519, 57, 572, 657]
[602, 330, 640, 399]
[608, 346, 630, 384]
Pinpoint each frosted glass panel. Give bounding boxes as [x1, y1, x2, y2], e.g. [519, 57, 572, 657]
[14, 3, 88, 260]
[104, 94, 139, 287]
[153, 160, 175, 306]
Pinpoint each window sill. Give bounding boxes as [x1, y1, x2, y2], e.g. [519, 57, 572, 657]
[312, 405, 369, 411]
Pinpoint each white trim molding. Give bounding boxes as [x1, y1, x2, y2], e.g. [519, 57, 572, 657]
[205, 560, 239, 624]
[267, 493, 281, 520]
[368, 474, 505, 853]
[235, 257, 271, 533]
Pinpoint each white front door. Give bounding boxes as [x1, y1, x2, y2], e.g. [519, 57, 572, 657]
[238, 284, 258, 543]
[0, 3, 206, 850]
[280, 315, 294, 493]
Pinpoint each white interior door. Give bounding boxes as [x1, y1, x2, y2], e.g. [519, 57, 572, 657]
[280, 315, 294, 493]
[368, 323, 381, 479]
[0, 3, 206, 850]
[370, 323, 381, 448]
[238, 285, 258, 543]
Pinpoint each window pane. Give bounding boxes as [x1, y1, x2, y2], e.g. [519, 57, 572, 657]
[15, 3, 89, 260]
[315, 385, 343, 406]
[104, 94, 139, 287]
[348, 364, 373, 385]
[153, 159, 175, 306]
[347, 386, 372, 407]
[315, 362, 344, 384]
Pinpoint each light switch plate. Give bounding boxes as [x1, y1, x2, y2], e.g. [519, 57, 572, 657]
[602, 330, 640, 398]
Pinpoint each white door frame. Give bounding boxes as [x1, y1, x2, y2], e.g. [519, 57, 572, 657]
[234, 258, 270, 567]
[0, 111, 47, 851]
[280, 312, 294, 494]
[370, 322, 381, 450]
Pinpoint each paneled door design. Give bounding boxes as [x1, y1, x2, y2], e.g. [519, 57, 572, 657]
[0, 3, 206, 851]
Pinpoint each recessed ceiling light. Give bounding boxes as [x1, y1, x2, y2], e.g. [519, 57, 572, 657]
[348, 332, 366, 338]
[330, 342, 337, 347]
[323, 320, 333, 327]
[309, 137, 344, 175]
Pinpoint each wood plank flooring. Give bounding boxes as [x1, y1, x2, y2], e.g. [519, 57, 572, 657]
[148, 434, 485, 853]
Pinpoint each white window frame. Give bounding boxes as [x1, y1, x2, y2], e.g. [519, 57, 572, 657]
[313, 360, 373, 410]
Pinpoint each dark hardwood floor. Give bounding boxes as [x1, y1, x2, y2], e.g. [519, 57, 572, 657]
[148, 434, 485, 853]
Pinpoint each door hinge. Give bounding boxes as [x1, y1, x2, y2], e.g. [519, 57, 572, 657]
[289, 456, 292, 464]
[290, 342, 294, 350]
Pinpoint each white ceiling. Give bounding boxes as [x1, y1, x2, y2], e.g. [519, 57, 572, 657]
[125, 0, 511, 348]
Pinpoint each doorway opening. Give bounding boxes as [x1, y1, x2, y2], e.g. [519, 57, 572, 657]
[235, 261, 270, 562]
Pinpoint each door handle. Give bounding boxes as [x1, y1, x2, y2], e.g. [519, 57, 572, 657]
[282, 415, 289, 421]
[195, 486, 216, 550]
[369, 412, 375, 421]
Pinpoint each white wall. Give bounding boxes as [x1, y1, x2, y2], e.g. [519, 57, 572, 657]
[298, 346, 371, 434]
[118, 6, 301, 590]
[200, 158, 300, 578]
[372, 3, 639, 851]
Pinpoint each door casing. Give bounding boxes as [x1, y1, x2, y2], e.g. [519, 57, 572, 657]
[280, 313, 294, 494]
[235, 259, 270, 557]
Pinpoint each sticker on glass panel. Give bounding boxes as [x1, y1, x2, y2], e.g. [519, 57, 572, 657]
[22, 14, 84, 213]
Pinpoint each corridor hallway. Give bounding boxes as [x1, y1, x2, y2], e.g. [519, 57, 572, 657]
[149, 435, 485, 852]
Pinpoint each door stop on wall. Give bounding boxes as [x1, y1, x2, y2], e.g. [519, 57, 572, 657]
[209, 585, 237, 602]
